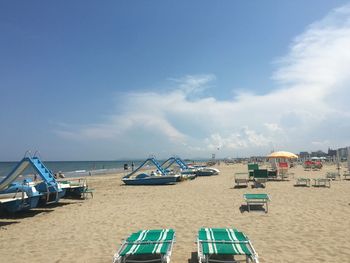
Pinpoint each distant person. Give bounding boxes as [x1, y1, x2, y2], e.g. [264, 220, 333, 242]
[124, 163, 129, 170]
[131, 162, 135, 171]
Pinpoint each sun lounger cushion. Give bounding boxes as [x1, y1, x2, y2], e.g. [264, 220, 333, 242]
[198, 228, 252, 255]
[244, 194, 270, 201]
[248, 164, 259, 171]
[119, 229, 175, 256]
[253, 170, 268, 178]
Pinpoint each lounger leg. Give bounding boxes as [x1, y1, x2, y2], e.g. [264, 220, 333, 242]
[247, 202, 250, 212]
[266, 202, 268, 213]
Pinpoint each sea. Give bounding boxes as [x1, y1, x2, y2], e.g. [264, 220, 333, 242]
[0, 159, 205, 180]
[0, 160, 146, 179]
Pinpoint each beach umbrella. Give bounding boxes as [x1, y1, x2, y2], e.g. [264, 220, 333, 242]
[267, 151, 298, 159]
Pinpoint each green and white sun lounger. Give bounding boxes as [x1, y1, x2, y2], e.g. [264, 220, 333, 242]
[243, 194, 270, 213]
[113, 229, 175, 263]
[197, 228, 259, 263]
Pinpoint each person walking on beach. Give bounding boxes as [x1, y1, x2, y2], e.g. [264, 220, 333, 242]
[131, 162, 135, 171]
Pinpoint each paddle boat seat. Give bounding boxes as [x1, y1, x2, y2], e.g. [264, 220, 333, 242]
[113, 229, 175, 263]
[197, 228, 259, 263]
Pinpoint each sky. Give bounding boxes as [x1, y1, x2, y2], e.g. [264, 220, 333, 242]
[1, 1, 350, 161]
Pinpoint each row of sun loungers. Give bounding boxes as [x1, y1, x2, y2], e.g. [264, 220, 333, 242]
[234, 172, 268, 188]
[248, 164, 292, 181]
[234, 170, 291, 188]
[113, 228, 259, 263]
[294, 172, 348, 188]
[295, 178, 331, 187]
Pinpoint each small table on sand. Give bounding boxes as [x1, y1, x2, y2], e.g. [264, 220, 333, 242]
[313, 178, 331, 188]
[243, 193, 270, 213]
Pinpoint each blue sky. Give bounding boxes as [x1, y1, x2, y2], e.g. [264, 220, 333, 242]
[1, 1, 350, 160]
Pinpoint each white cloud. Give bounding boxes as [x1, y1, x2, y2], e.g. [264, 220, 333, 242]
[264, 123, 283, 132]
[56, 4, 350, 158]
[169, 74, 216, 95]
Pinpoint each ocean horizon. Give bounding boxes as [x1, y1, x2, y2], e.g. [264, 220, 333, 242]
[0, 158, 209, 179]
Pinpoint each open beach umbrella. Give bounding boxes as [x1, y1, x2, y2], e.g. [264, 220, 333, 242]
[267, 151, 298, 159]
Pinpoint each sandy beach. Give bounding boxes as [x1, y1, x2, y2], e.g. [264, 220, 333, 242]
[1, 164, 350, 263]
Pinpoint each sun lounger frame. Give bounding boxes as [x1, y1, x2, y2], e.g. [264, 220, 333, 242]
[234, 173, 249, 187]
[313, 178, 331, 188]
[295, 178, 311, 187]
[113, 230, 175, 263]
[344, 172, 350, 180]
[325, 172, 340, 181]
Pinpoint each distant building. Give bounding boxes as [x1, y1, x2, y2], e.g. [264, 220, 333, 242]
[311, 150, 327, 157]
[299, 151, 310, 159]
[327, 148, 337, 157]
[338, 147, 348, 159]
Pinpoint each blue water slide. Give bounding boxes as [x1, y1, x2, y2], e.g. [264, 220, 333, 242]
[29, 157, 57, 187]
[161, 157, 189, 170]
[0, 156, 64, 213]
[0, 158, 31, 191]
[123, 157, 168, 179]
[149, 157, 167, 175]
[0, 157, 58, 190]
[160, 157, 177, 171]
[174, 157, 188, 170]
[0, 157, 60, 200]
